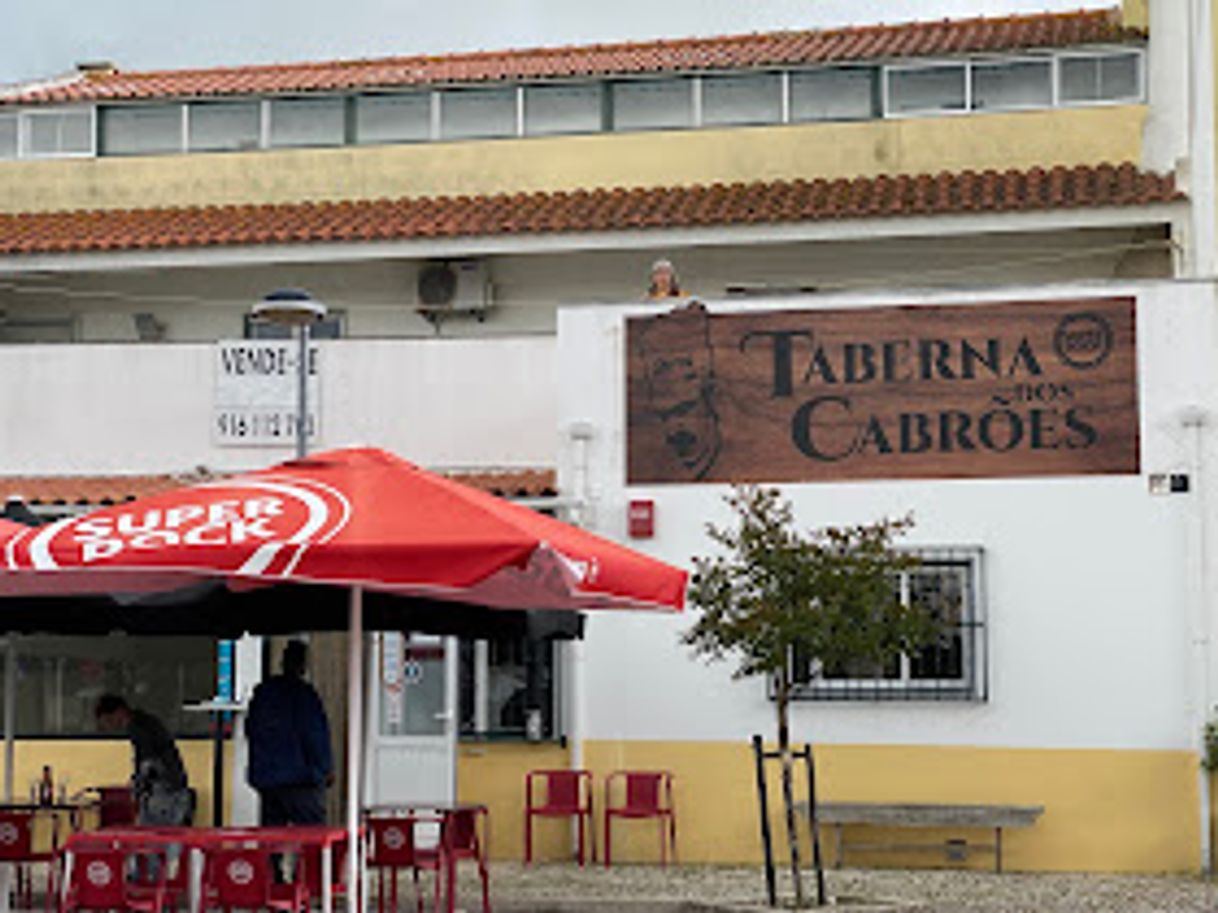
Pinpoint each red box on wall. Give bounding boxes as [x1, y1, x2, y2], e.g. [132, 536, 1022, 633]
[628, 499, 654, 538]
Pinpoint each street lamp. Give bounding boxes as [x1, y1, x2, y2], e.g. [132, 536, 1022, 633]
[252, 288, 327, 458]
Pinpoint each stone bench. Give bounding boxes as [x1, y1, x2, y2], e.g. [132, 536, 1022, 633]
[800, 801, 1045, 873]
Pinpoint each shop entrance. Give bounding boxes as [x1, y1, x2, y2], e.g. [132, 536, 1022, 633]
[367, 632, 457, 806]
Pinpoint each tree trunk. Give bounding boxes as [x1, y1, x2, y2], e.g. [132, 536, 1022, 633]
[776, 678, 805, 908]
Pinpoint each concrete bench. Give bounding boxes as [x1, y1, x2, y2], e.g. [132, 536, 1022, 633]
[801, 801, 1045, 873]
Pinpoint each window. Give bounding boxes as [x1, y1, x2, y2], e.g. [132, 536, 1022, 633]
[99, 104, 182, 156]
[790, 67, 878, 122]
[354, 92, 431, 145]
[1059, 51, 1141, 104]
[189, 101, 261, 152]
[701, 73, 782, 127]
[524, 83, 603, 136]
[0, 115, 16, 159]
[439, 87, 517, 141]
[243, 311, 344, 339]
[971, 59, 1052, 111]
[25, 109, 92, 156]
[0, 635, 215, 737]
[886, 64, 967, 115]
[610, 78, 694, 131]
[791, 548, 985, 701]
[269, 97, 346, 148]
[0, 315, 76, 343]
[459, 637, 560, 740]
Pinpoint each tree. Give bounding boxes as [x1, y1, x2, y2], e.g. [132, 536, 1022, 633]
[685, 486, 938, 908]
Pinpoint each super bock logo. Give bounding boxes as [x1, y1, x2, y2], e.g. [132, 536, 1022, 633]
[18, 475, 351, 578]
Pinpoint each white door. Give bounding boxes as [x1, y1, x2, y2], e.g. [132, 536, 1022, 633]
[367, 632, 457, 806]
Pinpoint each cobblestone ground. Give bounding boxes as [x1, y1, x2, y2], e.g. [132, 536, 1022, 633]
[429, 863, 1218, 912]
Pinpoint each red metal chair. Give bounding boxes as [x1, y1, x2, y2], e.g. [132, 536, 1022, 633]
[437, 808, 489, 913]
[300, 836, 347, 909]
[603, 771, 676, 867]
[60, 841, 169, 913]
[0, 809, 55, 909]
[524, 769, 594, 865]
[203, 843, 308, 913]
[365, 817, 438, 913]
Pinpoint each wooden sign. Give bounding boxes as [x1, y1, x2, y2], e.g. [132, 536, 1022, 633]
[626, 297, 1139, 484]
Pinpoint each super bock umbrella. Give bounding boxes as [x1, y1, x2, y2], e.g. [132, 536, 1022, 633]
[0, 447, 687, 910]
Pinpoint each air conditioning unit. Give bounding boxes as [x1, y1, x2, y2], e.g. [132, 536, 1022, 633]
[415, 260, 494, 321]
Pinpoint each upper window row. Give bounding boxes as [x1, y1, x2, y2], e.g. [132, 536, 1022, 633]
[0, 49, 1144, 160]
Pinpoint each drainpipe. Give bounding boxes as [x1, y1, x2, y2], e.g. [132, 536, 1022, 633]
[565, 421, 595, 851]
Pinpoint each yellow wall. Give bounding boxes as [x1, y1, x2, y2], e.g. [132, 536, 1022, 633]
[575, 740, 1199, 872]
[4, 739, 231, 830]
[1122, 0, 1149, 30]
[456, 740, 570, 862]
[0, 106, 1147, 214]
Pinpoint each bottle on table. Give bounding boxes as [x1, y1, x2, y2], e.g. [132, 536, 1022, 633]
[38, 765, 53, 806]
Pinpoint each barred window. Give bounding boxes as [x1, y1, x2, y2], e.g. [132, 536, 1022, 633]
[790, 547, 985, 701]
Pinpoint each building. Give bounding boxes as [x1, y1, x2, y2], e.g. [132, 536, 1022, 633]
[1, 0, 1215, 870]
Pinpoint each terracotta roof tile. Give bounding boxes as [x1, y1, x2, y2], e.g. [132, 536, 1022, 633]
[0, 164, 1182, 257]
[2, 10, 1138, 106]
[0, 468, 557, 507]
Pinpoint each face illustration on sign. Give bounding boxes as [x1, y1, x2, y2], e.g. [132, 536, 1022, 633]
[634, 302, 722, 481]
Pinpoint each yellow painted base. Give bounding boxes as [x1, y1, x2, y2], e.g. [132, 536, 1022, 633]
[2, 738, 231, 832]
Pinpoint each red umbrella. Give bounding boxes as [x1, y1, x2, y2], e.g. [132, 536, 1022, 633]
[1, 447, 685, 611]
[0, 448, 686, 908]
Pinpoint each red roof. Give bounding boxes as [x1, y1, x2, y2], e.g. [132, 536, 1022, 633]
[0, 164, 1180, 257]
[3, 9, 1138, 105]
[0, 468, 557, 507]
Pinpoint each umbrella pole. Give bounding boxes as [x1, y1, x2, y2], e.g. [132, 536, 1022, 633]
[3, 637, 13, 802]
[345, 586, 363, 913]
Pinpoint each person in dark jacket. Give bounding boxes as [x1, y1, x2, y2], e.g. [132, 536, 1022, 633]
[246, 640, 333, 825]
[95, 694, 192, 826]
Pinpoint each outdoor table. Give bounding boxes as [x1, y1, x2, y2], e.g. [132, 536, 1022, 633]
[61, 824, 350, 913]
[363, 802, 489, 913]
[0, 800, 98, 913]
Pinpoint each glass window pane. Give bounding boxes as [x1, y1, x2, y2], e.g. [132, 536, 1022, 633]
[1100, 53, 1140, 99]
[354, 92, 430, 144]
[887, 65, 967, 114]
[189, 101, 261, 152]
[524, 83, 602, 136]
[0, 116, 17, 159]
[790, 67, 877, 122]
[971, 60, 1052, 111]
[702, 73, 781, 126]
[611, 78, 693, 131]
[269, 97, 346, 148]
[0, 635, 214, 738]
[100, 104, 181, 156]
[439, 87, 516, 140]
[27, 111, 92, 156]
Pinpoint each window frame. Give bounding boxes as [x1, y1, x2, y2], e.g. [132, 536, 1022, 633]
[698, 70, 785, 128]
[787, 64, 882, 124]
[1055, 46, 1146, 108]
[883, 60, 971, 118]
[522, 79, 607, 137]
[788, 546, 987, 703]
[968, 54, 1055, 114]
[18, 105, 96, 159]
[436, 84, 520, 142]
[459, 637, 565, 742]
[98, 102, 187, 157]
[266, 94, 350, 150]
[608, 75, 697, 133]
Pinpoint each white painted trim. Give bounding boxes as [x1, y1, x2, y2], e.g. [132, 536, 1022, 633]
[0, 202, 1182, 274]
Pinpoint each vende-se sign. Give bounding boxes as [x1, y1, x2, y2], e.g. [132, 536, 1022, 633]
[626, 297, 1139, 484]
[213, 340, 321, 447]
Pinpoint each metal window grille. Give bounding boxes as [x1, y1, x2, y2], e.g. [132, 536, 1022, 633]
[789, 546, 986, 702]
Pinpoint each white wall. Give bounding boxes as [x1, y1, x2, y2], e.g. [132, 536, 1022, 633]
[0, 336, 556, 474]
[558, 281, 1218, 753]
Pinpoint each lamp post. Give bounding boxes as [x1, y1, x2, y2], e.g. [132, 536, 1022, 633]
[251, 289, 327, 458]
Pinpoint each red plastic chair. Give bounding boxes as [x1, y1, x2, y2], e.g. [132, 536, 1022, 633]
[603, 771, 676, 867]
[203, 843, 308, 913]
[524, 769, 594, 865]
[60, 841, 169, 913]
[300, 836, 347, 909]
[437, 808, 489, 913]
[365, 818, 437, 913]
[0, 809, 56, 909]
[94, 788, 138, 829]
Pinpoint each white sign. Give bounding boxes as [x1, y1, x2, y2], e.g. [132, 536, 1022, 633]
[214, 340, 321, 447]
[382, 631, 405, 727]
